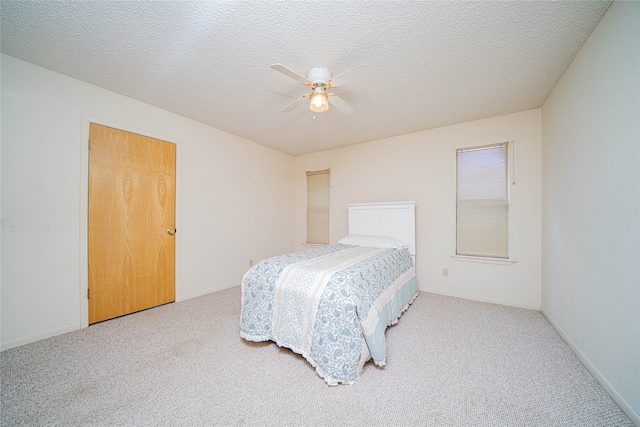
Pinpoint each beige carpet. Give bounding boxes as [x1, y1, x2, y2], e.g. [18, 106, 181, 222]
[0, 286, 633, 426]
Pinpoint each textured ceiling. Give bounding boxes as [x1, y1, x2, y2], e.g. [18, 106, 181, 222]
[1, 1, 611, 156]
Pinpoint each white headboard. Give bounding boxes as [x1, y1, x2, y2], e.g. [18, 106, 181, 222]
[347, 201, 416, 257]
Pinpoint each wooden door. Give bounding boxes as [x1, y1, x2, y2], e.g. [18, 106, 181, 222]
[88, 123, 176, 324]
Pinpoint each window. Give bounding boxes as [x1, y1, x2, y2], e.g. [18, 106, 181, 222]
[456, 143, 509, 258]
[306, 169, 330, 244]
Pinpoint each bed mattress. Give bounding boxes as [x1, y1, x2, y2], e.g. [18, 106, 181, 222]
[240, 243, 417, 385]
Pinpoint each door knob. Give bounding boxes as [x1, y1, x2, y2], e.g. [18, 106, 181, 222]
[167, 228, 176, 235]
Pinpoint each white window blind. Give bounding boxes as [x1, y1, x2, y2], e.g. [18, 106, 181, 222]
[306, 169, 330, 244]
[456, 143, 509, 258]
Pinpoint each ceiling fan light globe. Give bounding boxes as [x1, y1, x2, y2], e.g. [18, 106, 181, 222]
[310, 93, 329, 113]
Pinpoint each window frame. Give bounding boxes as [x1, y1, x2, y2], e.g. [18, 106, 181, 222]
[305, 169, 330, 245]
[455, 142, 511, 260]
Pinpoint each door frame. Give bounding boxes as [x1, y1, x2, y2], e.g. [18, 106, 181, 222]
[79, 115, 182, 329]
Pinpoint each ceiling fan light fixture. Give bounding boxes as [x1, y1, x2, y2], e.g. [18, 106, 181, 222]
[272, 63, 368, 115]
[310, 87, 329, 113]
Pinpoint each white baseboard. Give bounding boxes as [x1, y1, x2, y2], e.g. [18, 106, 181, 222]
[179, 281, 241, 302]
[2, 282, 242, 352]
[422, 287, 541, 311]
[541, 308, 640, 427]
[1, 323, 80, 352]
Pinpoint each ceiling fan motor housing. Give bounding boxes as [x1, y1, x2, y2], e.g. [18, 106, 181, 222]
[307, 67, 332, 85]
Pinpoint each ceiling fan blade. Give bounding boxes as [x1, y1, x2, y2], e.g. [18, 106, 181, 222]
[329, 64, 371, 87]
[271, 64, 311, 85]
[281, 95, 309, 112]
[328, 95, 354, 115]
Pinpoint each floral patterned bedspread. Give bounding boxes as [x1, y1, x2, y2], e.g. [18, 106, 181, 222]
[240, 244, 417, 385]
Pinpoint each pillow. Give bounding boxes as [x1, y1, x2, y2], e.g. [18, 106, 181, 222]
[337, 234, 407, 249]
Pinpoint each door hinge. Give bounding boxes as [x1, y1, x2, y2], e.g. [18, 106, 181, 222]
[87, 288, 90, 299]
[88, 138, 92, 150]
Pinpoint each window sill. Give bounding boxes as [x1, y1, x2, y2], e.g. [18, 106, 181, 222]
[451, 255, 517, 266]
[303, 242, 328, 248]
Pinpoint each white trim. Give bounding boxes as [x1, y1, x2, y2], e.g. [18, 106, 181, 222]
[79, 115, 182, 329]
[180, 281, 241, 301]
[1, 324, 80, 352]
[541, 308, 640, 426]
[451, 254, 517, 266]
[347, 201, 416, 207]
[423, 288, 540, 311]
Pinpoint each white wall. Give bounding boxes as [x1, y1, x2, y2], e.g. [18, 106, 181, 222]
[293, 109, 542, 310]
[1, 54, 294, 350]
[541, 1, 639, 423]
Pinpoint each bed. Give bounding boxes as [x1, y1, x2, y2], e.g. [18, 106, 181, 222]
[240, 202, 417, 385]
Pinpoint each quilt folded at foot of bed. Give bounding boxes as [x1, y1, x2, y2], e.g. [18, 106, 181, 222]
[240, 243, 417, 385]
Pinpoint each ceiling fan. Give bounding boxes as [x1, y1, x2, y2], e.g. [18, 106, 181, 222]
[271, 63, 371, 115]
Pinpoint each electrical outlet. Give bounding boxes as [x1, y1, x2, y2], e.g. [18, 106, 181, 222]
[249, 259, 254, 267]
[442, 268, 449, 277]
